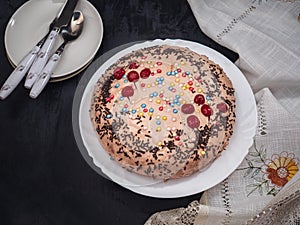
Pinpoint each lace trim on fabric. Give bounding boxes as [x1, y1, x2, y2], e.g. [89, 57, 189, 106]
[179, 201, 200, 225]
[257, 97, 267, 136]
[221, 179, 232, 225]
[216, 0, 299, 41]
[246, 189, 300, 225]
[145, 201, 200, 225]
[216, 6, 256, 41]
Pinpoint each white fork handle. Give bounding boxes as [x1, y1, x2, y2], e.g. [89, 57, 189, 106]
[29, 53, 61, 99]
[24, 28, 59, 89]
[0, 45, 41, 100]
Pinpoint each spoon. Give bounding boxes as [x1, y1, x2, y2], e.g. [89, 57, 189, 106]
[29, 11, 84, 99]
[0, 17, 58, 100]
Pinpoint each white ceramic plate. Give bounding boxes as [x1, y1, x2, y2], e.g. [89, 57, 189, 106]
[5, 0, 103, 78]
[78, 39, 257, 198]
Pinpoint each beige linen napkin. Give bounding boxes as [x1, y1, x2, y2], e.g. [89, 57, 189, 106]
[198, 88, 300, 225]
[145, 1, 300, 224]
[145, 88, 300, 225]
[188, 0, 300, 120]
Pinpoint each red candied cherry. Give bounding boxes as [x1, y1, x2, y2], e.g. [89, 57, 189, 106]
[181, 103, 195, 114]
[129, 62, 139, 69]
[127, 71, 139, 82]
[113, 67, 125, 80]
[194, 94, 205, 105]
[140, 68, 151, 79]
[217, 102, 228, 113]
[201, 104, 213, 117]
[187, 115, 200, 129]
[121, 86, 134, 97]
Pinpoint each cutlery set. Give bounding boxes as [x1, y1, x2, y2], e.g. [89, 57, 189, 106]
[0, 0, 83, 100]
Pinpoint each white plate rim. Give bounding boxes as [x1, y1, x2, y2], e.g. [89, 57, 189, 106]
[78, 39, 257, 198]
[4, 0, 103, 78]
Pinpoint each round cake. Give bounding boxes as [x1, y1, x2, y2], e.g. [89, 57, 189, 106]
[90, 44, 236, 180]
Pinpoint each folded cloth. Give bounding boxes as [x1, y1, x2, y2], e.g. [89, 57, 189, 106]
[145, 1, 300, 224]
[247, 170, 300, 225]
[188, 0, 300, 120]
[145, 88, 300, 225]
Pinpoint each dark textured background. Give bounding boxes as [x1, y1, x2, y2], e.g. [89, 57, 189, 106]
[0, 0, 237, 224]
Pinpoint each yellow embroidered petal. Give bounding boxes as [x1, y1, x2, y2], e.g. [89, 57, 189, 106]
[273, 158, 281, 168]
[288, 170, 298, 176]
[268, 162, 278, 170]
[287, 171, 298, 180]
[286, 160, 296, 168]
[284, 157, 292, 167]
[280, 156, 287, 167]
[287, 165, 299, 172]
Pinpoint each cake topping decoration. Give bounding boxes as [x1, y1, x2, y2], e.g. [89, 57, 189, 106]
[140, 68, 151, 79]
[113, 67, 125, 80]
[217, 102, 228, 113]
[194, 94, 205, 105]
[90, 44, 236, 180]
[197, 88, 202, 93]
[121, 85, 134, 97]
[181, 103, 195, 114]
[105, 94, 114, 103]
[174, 135, 180, 141]
[127, 71, 139, 83]
[187, 115, 200, 128]
[129, 62, 139, 69]
[201, 104, 213, 117]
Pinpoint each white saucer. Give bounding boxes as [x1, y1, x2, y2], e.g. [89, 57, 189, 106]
[5, 0, 103, 78]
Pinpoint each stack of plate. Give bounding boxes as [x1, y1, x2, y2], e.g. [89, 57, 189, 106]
[4, 0, 103, 82]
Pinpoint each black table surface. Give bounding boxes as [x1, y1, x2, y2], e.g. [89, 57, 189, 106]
[0, 1, 238, 224]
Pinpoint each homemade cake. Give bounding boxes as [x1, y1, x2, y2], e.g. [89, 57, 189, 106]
[90, 44, 236, 180]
